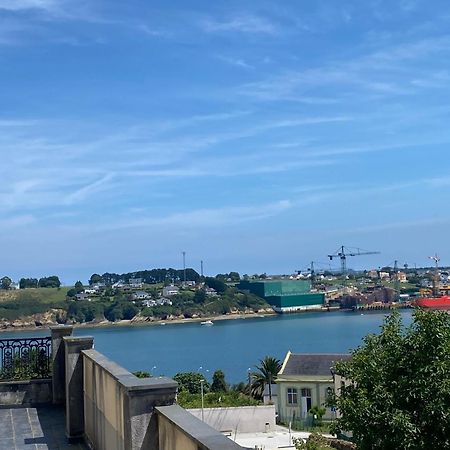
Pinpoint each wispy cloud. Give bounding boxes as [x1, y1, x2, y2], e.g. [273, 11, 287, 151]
[63, 173, 115, 205]
[201, 15, 276, 34]
[216, 55, 254, 69]
[0, 0, 59, 12]
[237, 35, 450, 102]
[101, 200, 292, 230]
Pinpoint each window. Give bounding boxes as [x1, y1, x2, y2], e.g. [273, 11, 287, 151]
[301, 388, 312, 413]
[287, 388, 298, 405]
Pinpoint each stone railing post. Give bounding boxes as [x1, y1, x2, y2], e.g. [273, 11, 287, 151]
[50, 325, 73, 404]
[64, 336, 94, 440]
[121, 375, 178, 450]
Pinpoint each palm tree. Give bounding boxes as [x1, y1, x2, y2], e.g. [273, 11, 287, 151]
[250, 356, 282, 401]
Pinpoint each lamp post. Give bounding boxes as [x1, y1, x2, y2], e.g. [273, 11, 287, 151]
[200, 379, 205, 421]
[247, 368, 252, 395]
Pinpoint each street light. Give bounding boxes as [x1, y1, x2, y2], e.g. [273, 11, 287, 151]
[200, 379, 205, 421]
[247, 368, 252, 395]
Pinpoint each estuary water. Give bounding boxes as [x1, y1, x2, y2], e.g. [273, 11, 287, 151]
[2, 310, 413, 383]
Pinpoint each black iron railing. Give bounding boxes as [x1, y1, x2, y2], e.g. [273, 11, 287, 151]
[0, 337, 52, 381]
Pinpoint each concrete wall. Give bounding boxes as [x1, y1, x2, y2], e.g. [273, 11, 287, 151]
[83, 354, 126, 450]
[81, 349, 177, 450]
[187, 405, 276, 433]
[0, 379, 52, 406]
[157, 405, 244, 450]
[158, 413, 198, 450]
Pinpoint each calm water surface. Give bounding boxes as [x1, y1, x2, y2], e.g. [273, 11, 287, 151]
[2, 310, 413, 383]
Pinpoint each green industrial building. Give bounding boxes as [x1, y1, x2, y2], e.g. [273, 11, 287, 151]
[238, 279, 325, 313]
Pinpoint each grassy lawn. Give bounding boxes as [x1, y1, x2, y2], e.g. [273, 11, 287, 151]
[0, 287, 70, 320]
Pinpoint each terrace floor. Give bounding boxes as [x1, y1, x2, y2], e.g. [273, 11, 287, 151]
[0, 406, 87, 450]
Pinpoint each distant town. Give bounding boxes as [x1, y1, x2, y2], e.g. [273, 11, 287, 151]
[0, 258, 447, 330]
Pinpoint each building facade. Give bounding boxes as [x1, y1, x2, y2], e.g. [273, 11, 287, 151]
[238, 280, 325, 312]
[276, 352, 351, 424]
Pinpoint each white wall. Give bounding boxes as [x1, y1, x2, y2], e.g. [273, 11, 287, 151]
[187, 405, 276, 433]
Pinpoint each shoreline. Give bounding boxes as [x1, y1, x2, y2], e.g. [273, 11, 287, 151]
[0, 304, 414, 335]
[0, 310, 279, 334]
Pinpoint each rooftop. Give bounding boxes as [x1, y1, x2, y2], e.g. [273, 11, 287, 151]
[279, 352, 351, 377]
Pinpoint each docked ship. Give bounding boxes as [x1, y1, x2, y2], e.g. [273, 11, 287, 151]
[414, 295, 450, 309]
[414, 254, 450, 309]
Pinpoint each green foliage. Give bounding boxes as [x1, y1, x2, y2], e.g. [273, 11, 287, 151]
[173, 372, 210, 394]
[133, 371, 151, 378]
[205, 277, 227, 293]
[89, 273, 103, 285]
[67, 288, 77, 298]
[103, 301, 138, 322]
[211, 370, 227, 393]
[332, 310, 450, 450]
[98, 268, 200, 285]
[177, 390, 261, 409]
[38, 276, 61, 288]
[251, 356, 281, 399]
[0, 290, 67, 320]
[0, 348, 51, 381]
[19, 278, 39, 289]
[309, 405, 326, 426]
[294, 433, 333, 450]
[74, 281, 84, 293]
[141, 304, 173, 318]
[67, 301, 104, 323]
[193, 289, 207, 304]
[0, 276, 12, 290]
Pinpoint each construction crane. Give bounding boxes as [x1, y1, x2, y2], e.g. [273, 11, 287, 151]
[328, 245, 380, 275]
[429, 253, 440, 297]
[297, 261, 331, 286]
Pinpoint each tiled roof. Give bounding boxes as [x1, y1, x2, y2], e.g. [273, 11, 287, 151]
[279, 353, 351, 376]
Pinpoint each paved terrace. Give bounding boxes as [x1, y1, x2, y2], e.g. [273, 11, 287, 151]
[0, 406, 87, 450]
[0, 327, 246, 450]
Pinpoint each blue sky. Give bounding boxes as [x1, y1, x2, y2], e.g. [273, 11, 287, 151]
[1, 0, 450, 284]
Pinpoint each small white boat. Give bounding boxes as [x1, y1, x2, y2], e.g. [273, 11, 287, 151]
[200, 320, 213, 326]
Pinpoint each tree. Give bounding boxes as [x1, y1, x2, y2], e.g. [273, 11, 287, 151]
[19, 278, 38, 289]
[74, 281, 84, 293]
[331, 310, 450, 450]
[89, 273, 103, 285]
[193, 289, 207, 304]
[133, 371, 150, 378]
[309, 405, 326, 426]
[211, 370, 227, 393]
[228, 271, 240, 282]
[38, 276, 61, 288]
[173, 372, 210, 394]
[251, 356, 282, 400]
[205, 277, 227, 293]
[0, 276, 12, 290]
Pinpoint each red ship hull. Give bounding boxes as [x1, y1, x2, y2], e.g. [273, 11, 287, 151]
[415, 295, 450, 309]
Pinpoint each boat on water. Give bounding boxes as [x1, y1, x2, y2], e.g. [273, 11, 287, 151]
[414, 295, 450, 309]
[200, 320, 213, 326]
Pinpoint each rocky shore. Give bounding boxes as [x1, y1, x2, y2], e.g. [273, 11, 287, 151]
[0, 307, 276, 333]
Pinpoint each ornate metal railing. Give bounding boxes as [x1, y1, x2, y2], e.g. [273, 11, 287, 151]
[0, 337, 52, 381]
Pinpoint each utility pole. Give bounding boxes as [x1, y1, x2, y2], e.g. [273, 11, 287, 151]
[182, 251, 186, 285]
[200, 260, 204, 278]
[393, 260, 400, 301]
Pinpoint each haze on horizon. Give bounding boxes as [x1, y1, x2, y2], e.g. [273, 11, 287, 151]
[1, 0, 450, 284]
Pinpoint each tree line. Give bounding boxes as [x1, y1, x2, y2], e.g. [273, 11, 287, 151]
[0, 276, 61, 289]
